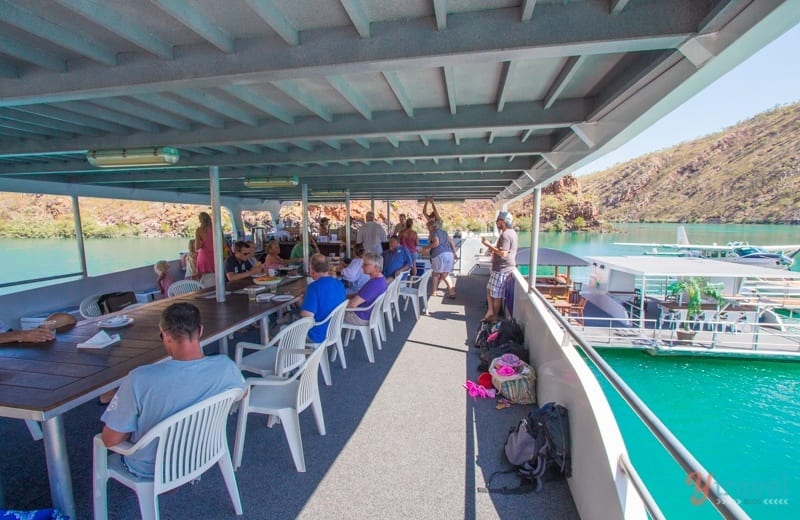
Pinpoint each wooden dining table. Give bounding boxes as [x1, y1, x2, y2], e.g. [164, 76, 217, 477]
[0, 275, 308, 519]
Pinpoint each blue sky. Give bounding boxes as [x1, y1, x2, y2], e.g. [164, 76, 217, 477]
[573, 22, 800, 177]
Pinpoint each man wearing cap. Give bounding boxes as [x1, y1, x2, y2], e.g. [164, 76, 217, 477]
[382, 235, 414, 281]
[481, 211, 518, 322]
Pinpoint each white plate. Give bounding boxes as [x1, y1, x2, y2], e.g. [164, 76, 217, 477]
[253, 277, 282, 286]
[98, 316, 133, 329]
[272, 294, 295, 302]
[256, 293, 275, 302]
[286, 274, 303, 280]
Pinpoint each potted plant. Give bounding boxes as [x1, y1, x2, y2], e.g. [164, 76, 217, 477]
[666, 277, 725, 343]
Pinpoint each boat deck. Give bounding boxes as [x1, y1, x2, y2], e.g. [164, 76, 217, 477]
[0, 273, 578, 519]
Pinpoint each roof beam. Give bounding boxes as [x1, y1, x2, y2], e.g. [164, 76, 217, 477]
[151, 0, 235, 53]
[0, 108, 102, 136]
[219, 85, 294, 125]
[90, 97, 191, 131]
[0, 0, 117, 66]
[610, 0, 632, 16]
[15, 104, 131, 134]
[56, 101, 160, 133]
[54, 0, 174, 59]
[496, 61, 519, 112]
[0, 99, 586, 156]
[244, 0, 300, 46]
[0, 34, 66, 72]
[131, 93, 226, 128]
[383, 72, 414, 117]
[0, 2, 700, 105]
[0, 137, 550, 174]
[340, 0, 371, 38]
[443, 66, 457, 114]
[543, 55, 586, 109]
[434, 0, 448, 30]
[176, 89, 259, 126]
[272, 81, 333, 122]
[521, 0, 537, 21]
[327, 76, 372, 119]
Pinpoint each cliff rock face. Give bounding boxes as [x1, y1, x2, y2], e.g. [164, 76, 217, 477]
[581, 101, 800, 224]
[510, 175, 601, 231]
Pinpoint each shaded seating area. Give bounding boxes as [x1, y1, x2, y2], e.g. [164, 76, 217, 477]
[0, 274, 577, 519]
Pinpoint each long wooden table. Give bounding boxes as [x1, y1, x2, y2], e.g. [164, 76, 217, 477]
[0, 276, 307, 518]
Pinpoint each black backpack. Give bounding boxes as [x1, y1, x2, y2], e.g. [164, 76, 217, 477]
[481, 402, 571, 495]
[97, 291, 137, 314]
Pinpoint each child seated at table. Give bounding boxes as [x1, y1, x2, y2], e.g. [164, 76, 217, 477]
[154, 260, 174, 297]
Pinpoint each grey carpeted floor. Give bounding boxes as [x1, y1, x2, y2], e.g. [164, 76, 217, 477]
[0, 273, 578, 519]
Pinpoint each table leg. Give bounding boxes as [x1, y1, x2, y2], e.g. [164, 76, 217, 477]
[219, 336, 229, 356]
[42, 416, 76, 520]
[260, 316, 269, 343]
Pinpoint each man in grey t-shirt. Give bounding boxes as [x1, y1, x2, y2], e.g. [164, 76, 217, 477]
[481, 211, 518, 321]
[100, 302, 246, 478]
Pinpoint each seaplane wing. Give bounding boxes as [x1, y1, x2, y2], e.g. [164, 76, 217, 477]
[614, 242, 735, 252]
[754, 244, 800, 252]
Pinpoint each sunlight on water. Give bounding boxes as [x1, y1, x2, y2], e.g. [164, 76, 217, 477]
[588, 350, 800, 519]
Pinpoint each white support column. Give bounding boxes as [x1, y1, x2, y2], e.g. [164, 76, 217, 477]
[528, 188, 541, 292]
[210, 166, 226, 301]
[301, 184, 310, 273]
[345, 192, 352, 257]
[71, 195, 88, 277]
[386, 200, 391, 236]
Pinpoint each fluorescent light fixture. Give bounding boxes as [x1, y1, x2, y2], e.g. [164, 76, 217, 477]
[87, 147, 179, 168]
[244, 176, 299, 188]
[313, 190, 349, 197]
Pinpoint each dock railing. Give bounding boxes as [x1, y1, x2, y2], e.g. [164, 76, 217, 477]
[531, 285, 751, 519]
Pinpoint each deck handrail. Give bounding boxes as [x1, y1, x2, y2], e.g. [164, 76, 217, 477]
[0, 272, 83, 290]
[536, 290, 751, 520]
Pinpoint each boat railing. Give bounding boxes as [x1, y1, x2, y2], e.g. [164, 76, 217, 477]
[576, 313, 800, 352]
[534, 289, 750, 519]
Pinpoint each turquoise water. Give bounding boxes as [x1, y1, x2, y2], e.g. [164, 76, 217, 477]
[0, 237, 187, 295]
[587, 350, 800, 519]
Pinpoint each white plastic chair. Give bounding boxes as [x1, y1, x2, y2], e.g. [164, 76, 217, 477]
[306, 300, 349, 386]
[233, 345, 326, 473]
[79, 294, 104, 318]
[199, 273, 217, 288]
[399, 269, 433, 320]
[167, 279, 203, 297]
[235, 317, 314, 378]
[381, 275, 406, 333]
[341, 292, 387, 364]
[93, 388, 244, 520]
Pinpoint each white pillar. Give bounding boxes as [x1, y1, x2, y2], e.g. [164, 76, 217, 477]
[210, 166, 226, 301]
[529, 188, 542, 293]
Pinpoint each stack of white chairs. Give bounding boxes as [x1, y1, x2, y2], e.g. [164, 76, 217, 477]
[341, 292, 387, 364]
[93, 388, 244, 520]
[306, 300, 349, 386]
[233, 345, 327, 473]
[399, 269, 433, 320]
[235, 317, 314, 378]
[167, 279, 203, 297]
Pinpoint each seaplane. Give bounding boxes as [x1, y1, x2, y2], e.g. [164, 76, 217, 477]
[615, 226, 800, 270]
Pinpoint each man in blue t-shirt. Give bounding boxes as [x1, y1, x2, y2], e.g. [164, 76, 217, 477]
[382, 235, 413, 281]
[100, 303, 246, 478]
[301, 254, 346, 343]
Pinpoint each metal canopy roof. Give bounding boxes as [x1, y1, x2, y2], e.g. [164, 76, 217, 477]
[0, 1, 798, 205]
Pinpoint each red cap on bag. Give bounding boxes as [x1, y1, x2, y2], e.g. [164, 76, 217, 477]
[478, 372, 493, 389]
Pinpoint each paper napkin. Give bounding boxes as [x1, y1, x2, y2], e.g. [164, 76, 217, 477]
[77, 330, 121, 349]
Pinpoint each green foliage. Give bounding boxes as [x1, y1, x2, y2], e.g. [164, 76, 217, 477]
[573, 216, 585, 229]
[666, 277, 725, 330]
